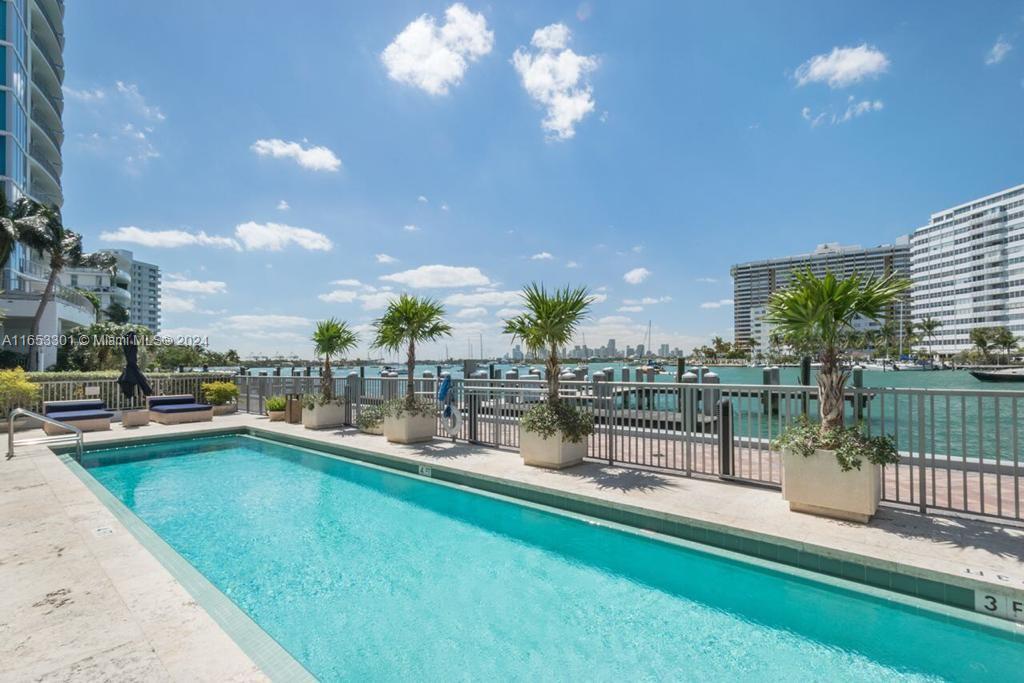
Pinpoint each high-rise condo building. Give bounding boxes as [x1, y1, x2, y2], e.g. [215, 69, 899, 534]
[909, 183, 1024, 354]
[62, 249, 162, 334]
[731, 241, 911, 346]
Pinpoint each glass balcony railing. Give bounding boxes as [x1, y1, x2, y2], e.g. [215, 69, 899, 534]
[32, 36, 65, 83]
[0, 268, 96, 314]
[35, 1, 64, 50]
[31, 151, 62, 187]
[31, 118, 62, 152]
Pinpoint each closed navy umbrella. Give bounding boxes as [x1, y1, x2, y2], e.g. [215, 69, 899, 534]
[117, 331, 152, 399]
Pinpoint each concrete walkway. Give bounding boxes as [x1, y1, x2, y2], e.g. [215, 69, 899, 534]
[3, 413, 1023, 680]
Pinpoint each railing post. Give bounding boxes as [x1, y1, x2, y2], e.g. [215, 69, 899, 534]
[718, 399, 733, 478]
[918, 393, 927, 514]
[344, 372, 359, 425]
[467, 383, 479, 443]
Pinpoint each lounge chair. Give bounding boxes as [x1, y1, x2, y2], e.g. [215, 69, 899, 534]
[42, 399, 114, 435]
[147, 394, 214, 425]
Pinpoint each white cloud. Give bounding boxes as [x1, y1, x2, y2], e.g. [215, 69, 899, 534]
[221, 314, 311, 331]
[835, 98, 883, 124]
[375, 253, 398, 264]
[695, 277, 718, 283]
[381, 264, 491, 288]
[99, 226, 240, 250]
[794, 44, 889, 88]
[277, 200, 290, 211]
[233, 221, 333, 252]
[403, 224, 420, 232]
[985, 36, 1012, 65]
[251, 138, 341, 172]
[590, 293, 608, 303]
[163, 294, 196, 313]
[318, 290, 359, 304]
[418, 195, 428, 203]
[512, 23, 599, 140]
[530, 251, 554, 260]
[358, 291, 400, 310]
[331, 278, 363, 287]
[566, 260, 579, 268]
[454, 306, 488, 318]
[495, 307, 523, 318]
[598, 315, 632, 325]
[381, 3, 494, 95]
[623, 267, 650, 285]
[115, 81, 166, 121]
[164, 278, 228, 295]
[444, 290, 521, 307]
[441, 203, 450, 211]
[700, 298, 734, 309]
[623, 296, 671, 305]
[63, 86, 106, 102]
[618, 305, 643, 312]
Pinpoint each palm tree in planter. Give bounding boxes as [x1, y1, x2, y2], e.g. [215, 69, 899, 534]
[503, 283, 594, 469]
[372, 294, 452, 443]
[767, 270, 909, 523]
[303, 318, 359, 429]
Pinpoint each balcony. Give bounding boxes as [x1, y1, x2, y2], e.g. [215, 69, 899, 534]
[31, 117, 62, 153]
[31, 81, 62, 130]
[32, 0, 64, 51]
[30, 149, 61, 187]
[31, 35, 64, 86]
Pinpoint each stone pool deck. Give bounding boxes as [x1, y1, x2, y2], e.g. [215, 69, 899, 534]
[3, 413, 1023, 680]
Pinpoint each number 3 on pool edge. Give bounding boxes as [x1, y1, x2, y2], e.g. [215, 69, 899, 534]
[983, 595, 999, 612]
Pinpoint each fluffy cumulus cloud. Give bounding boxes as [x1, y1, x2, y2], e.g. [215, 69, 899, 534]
[380, 264, 491, 288]
[163, 294, 196, 313]
[623, 267, 650, 285]
[530, 251, 554, 260]
[403, 224, 420, 232]
[233, 222, 333, 251]
[700, 298, 734, 309]
[100, 222, 332, 252]
[795, 44, 889, 88]
[277, 200, 290, 211]
[986, 36, 1012, 65]
[251, 139, 341, 172]
[318, 290, 359, 304]
[100, 226, 239, 250]
[454, 306, 488, 318]
[444, 290, 521, 307]
[618, 305, 643, 313]
[381, 3, 494, 95]
[623, 296, 671, 305]
[163, 278, 228, 295]
[375, 253, 398, 264]
[512, 23, 599, 140]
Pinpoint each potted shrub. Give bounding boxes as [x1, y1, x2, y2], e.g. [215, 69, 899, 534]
[356, 404, 384, 435]
[766, 270, 909, 522]
[503, 284, 594, 468]
[202, 380, 239, 415]
[303, 318, 358, 429]
[265, 395, 286, 422]
[371, 294, 452, 444]
[0, 368, 41, 430]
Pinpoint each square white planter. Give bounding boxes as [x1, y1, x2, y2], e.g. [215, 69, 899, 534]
[519, 427, 587, 469]
[382, 413, 435, 444]
[302, 402, 347, 429]
[782, 447, 880, 523]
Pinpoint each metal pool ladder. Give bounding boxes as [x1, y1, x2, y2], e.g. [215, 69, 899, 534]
[7, 408, 84, 462]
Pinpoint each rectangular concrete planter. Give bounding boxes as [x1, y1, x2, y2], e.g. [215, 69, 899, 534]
[782, 447, 880, 523]
[382, 413, 435, 444]
[212, 404, 237, 416]
[359, 424, 384, 436]
[267, 410, 286, 422]
[302, 402, 347, 430]
[121, 410, 150, 428]
[519, 427, 587, 469]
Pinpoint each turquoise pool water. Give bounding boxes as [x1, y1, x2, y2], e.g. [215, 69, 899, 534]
[85, 435, 1022, 681]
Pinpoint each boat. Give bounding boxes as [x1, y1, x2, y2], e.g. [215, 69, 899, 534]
[969, 368, 1024, 383]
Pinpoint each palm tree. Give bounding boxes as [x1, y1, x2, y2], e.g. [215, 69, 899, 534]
[14, 201, 117, 369]
[311, 318, 359, 402]
[918, 316, 941, 358]
[503, 284, 592, 405]
[990, 326, 1018, 364]
[766, 270, 910, 432]
[877, 321, 897, 358]
[970, 327, 993, 362]
[372, 295, 452, 407]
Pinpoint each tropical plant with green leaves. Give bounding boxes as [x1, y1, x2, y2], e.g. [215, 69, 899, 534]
[990, 326, 1019, 364]
[766, 270, 910, 433]
[918, 316, 941, 357]
[372, 295, 452, 407]
[13, 200, 118, 368]
[311, 318, 359, 403]
[970, 327, 993, 362]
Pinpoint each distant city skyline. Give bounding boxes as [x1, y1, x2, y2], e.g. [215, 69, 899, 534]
[59, 1, 1024, 358]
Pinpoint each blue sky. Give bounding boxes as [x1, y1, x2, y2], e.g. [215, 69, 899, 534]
[61, 1, 1024, 359]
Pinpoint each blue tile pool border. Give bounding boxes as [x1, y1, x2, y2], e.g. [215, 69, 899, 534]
[60, 426, 1024, 644]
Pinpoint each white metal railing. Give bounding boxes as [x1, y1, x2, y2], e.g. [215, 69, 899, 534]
[8, 407, 82, 461]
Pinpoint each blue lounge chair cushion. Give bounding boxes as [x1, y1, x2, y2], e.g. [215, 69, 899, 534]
[149, 403, 212, 414]
[47, 409, 114, 421]
[44, 400, 106, 415]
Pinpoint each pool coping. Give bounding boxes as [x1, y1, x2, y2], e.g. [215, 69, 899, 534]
[66, 425, 1024, 642]
[57, 449, 316, 683]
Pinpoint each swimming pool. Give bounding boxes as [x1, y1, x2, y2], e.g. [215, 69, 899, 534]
[82, 434, 1021, 681]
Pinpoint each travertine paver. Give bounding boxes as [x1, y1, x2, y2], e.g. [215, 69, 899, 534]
[4, 413, 1023, 680]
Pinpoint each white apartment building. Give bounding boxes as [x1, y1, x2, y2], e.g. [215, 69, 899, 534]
[910, 183, 1024, 354]
[61, 249, 161, 333]
[732, 240, 911, 346]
